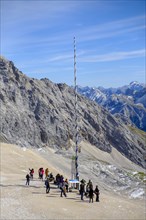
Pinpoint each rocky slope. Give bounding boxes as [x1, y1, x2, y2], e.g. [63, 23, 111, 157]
[0, 56, 145, 168]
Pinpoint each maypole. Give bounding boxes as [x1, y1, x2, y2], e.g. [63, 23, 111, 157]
[74, 37, 79, 181]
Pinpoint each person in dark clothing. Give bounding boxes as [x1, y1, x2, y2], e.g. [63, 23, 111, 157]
[60, 175, 64, 183]
[94, 185, 100, 202]
[45, 178, 50, 193]
[85, 179, 93, 197]
[55, 173, 61, 187]
[29, 168, 34, 179]
[26, 174, 30, 185]
[89, 187, 94, 203]
[80, 182, 85, 201]
[59, 181, 67, 197]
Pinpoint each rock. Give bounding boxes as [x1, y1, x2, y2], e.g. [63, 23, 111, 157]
[0, 56, 145, 168]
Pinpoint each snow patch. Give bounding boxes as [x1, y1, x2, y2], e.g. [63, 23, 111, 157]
[38, 148, 45, 152]
[130, 188, 145, 199]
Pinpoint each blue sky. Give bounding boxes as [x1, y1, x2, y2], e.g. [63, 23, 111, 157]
[1, 0, 145, 88]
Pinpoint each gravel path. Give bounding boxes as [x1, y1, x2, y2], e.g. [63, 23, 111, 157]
[1, 143, 145, 220]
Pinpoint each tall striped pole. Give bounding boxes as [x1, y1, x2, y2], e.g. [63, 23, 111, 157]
[74, 37, 79, 181]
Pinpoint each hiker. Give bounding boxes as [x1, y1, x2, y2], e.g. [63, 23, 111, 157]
[94, 185, 100, 202]
[29, 168, 34, 179]
[87, 180, 93, 190]
[60, 175, 64, 183]
[80, 180, 85, 201]
[59, 181, 67, 197]
[39, 168, 44, 180]
[45, 178, 50, 194]
[42, 168, 44, 180]
[48, 172, 54, 182]
[26, 173, 30, 185]
[64, 178, 69, 193]
[55, 173, 61, 187]
[38, 168, 42, 179]
[45, 168, 49, 178]
[86, 179, 93, 195]
[85, 184, 88, 197]
[89, 186, 94, 203]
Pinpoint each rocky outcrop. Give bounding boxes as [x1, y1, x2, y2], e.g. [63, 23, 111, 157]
[0, 56, 145, 168]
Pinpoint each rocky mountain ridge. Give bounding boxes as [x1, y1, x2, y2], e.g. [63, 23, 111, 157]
[77, 82, 146, 131]
[0, 56, 145, 168]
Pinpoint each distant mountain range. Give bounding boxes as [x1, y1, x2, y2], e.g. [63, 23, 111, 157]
[0, 56, 145, 168]
[77, 82, 146, 131]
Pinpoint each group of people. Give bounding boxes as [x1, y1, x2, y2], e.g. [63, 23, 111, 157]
[26, 167, 54, 184]
[25, 168, 100, 203]
[80, 179, 100, 203]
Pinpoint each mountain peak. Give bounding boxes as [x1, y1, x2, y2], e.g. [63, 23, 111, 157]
[0, 55, 9, 62]
[130, 81, 139, 85]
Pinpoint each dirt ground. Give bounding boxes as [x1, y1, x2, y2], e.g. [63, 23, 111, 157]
[0, 143, 145, 220]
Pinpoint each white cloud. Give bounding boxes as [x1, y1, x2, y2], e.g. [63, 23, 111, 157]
[76, 15, 145, 42]
[79, 49, 145, 62]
